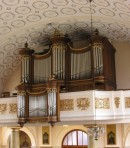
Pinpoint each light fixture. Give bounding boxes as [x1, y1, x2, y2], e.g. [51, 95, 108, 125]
[87, 91, 105, 140]
[87, 1, 105, 139]
[87, 125, 105, 140]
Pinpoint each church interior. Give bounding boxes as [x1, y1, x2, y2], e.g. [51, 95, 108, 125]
[0, 0, 130, 148]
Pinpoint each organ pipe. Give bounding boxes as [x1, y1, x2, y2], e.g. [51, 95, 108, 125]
[16, 29, 116, 127]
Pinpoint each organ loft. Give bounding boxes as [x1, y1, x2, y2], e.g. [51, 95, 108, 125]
[16, 29, 116, 127]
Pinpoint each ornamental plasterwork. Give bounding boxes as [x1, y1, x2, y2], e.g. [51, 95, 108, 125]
[0, 104, 7, 114]
[9, 103, 17, 113]
[95, 97, 110, 109]
[60, 99, 74, 111]
[77, 98, 90, 110]
[114, 97, 120, 108]
[125, 97, 130, 108]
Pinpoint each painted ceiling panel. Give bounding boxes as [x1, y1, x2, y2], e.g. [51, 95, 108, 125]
[0, 0, 130, 93]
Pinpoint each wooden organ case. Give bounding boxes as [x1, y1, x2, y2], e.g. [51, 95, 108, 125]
[16, 29, 116, 126]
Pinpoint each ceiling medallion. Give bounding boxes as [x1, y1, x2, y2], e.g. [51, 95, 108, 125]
[26, 14, 41, 22]
[51, 0, 68, 6]
[43, 10, 58, 18]
[3, 68, 13, 77]
[12, 60, 21, 67]
[61, 8, 76, 15]
[16, 37, 28, 44]
[108, 23, 122, 30]
[74, 22, 88, 28]
[93, 0, 109, 7]
[79, 6, 95, 14]
[0, 26, 11, 34]
[2, 0, 19, 6]
[4, 44, 16, 51]
[29, 32, 42, 38]
[119, 13, 130, 22]
[32, 1, 49, 10]
[71, 0, 89, 5]
[15, 6, 31, 14]
[11, 20, 26, 28]
[99, 8, 115, 17]
[0, 12, 14, 21]
[3, 56, 13, 64]
[114, 2, 130, 13]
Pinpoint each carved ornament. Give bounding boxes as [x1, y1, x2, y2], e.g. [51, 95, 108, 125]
[9, 103, 17, 113]
[0, 104, 7, 114]
[77, 98, 90, 110]
[95, 97, 110, 109]
[60, 99, 74, 111]
[114, 97, 120, 108]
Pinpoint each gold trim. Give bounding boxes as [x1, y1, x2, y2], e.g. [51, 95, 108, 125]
[68, 43, 91, 51]
[77, 98, 90, 110]
[0, 104, 7, 114]
[114, 97, 120, 108]
[95, 97, 110, 109]
[60, 99, 74, 111]
[27, 90, 47, 96]
[9, 103, 17, 113]
[125, 97, 130, 108]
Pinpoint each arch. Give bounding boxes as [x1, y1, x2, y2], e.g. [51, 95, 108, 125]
[20, 127, 36, 146]
[2, 127, 11, 145]
[62, 129, 88, 148]
[123, 126, 130, 147]
[2, 127, 36, 147]
[53, 125, 87, 147]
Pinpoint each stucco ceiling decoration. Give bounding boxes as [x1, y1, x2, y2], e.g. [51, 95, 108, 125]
[0, 0, 130, 94]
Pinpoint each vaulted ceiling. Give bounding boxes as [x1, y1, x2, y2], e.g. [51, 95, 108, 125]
[0, 0, 130, 93]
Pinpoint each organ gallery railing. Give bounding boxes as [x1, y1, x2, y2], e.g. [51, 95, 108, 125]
[16, 29, 116, 126]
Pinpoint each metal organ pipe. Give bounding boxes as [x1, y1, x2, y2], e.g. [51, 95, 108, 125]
[71, 51, 92, 80]
[34, 56, 51, 83]
[52, 44, 65, 80]
[48, 88, 56, 116]
[18, 94, 25, 117]
[93, 43, 103, 76]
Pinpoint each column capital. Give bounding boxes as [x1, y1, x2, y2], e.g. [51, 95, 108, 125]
[9, 126, 21, 131]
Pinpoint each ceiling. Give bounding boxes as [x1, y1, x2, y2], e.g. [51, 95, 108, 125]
[0, 0, 130, 93]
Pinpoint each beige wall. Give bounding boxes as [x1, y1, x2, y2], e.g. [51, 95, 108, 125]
[3, 66, 20, 94]
[1, 124, 130, 148]
[113, 41, 130, 90]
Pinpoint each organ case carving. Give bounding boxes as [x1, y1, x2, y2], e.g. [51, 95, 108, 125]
[16, 29, 116, 126]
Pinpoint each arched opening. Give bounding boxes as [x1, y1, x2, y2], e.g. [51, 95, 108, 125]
[20, 131, 31, 148]
[8, 131, 31, 148]
[62, 129, 88, 148]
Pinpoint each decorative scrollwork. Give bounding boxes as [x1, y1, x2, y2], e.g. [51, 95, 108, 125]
[77, 98, 90, 110]
[9, 103, 17, 113]
[60, 99, 74, 111]
[47, 88, 57, 93]
[0, 104, 7, 114]
[114, 97, 120, 108]
[125, 97, 130, 108]
[18, 91, 26, 96]
[95, 97, 110, 109]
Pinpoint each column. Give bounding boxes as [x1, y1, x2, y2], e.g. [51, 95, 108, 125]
[10, 127, 20, 148]
[88, 135, 98, 148]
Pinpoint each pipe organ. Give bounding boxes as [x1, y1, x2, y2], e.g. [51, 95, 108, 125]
[16, 29, 116, 126]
